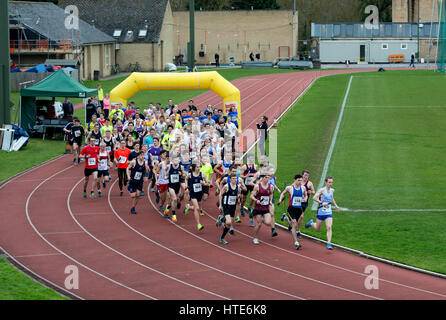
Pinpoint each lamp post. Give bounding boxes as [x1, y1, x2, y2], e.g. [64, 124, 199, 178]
[0, 0, 11, 127]
[188, 0, 195, 70]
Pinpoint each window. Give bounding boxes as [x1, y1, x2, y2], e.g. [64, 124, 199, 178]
[382, 43, 388, 50]
[113, 29, 122, 37]
[138, 29, 147, 38]
[401, 43, 407, 50]
[105, 45, 110, 66]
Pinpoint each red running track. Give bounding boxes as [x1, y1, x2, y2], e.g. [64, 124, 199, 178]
[1, 69, 446, 300]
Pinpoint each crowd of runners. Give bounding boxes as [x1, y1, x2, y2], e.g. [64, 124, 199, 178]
[64, 98, 339, 250]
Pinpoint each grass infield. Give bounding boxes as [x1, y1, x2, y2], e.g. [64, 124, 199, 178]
[272, 70, 446, 274]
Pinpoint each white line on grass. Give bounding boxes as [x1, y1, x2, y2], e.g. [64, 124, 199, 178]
[338, 208, 446, 213]
[312, 75, 354, 211]
[347, 105, 446, 109]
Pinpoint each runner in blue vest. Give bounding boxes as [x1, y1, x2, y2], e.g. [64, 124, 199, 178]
[278, 174, 307, 250]
[305, 176, 340, 250]
[126, 151, 149, 214]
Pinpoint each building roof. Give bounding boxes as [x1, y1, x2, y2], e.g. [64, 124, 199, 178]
[9, 1, 116, 45]
[312, 22, 439, 39]
[59, 0, 169, 43]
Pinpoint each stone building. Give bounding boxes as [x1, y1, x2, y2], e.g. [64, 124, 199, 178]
[9, 1, 116, 81]
[60, 0, 298, 71]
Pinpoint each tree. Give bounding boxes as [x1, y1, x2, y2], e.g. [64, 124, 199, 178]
[229, 0, 280, 10]
[10, 0, 59, 3]
[359, 0, 392, 22]
[186, 0, 227, 10]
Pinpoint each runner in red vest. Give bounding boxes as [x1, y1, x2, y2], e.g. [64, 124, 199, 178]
[80, 137, 100, 199]
[250, 172, 275, 244]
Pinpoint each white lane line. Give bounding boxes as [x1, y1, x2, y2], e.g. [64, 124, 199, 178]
[25, 166, 157, 300]
[200, 210, 446, 298]
[312, 75, 354, 211]
[145, 189, 380, 300]
[106, 180, 304, 300]
[68, 179, 230, 300]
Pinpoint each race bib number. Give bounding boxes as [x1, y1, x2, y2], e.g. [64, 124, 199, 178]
[74, 130, 81, 137]
[292, 197, 302, 207]
[134, 172, 142, 181]
[170, 174, 180, 183]
[260, 196, 270, 206]
[119, 156, 127, 164]
[193, 183, 202, 193]
[88, 158, 96, 166]
[321, 204, 332, 213]
[245, 177, 253, 185]
[99, 159, 108, 170]
[151, 155, 159, 161]
[95, 140, 100, 146]
[227, 196, 237, 206]
[106, 146, 111, 153]
[190, 152, 196, 158]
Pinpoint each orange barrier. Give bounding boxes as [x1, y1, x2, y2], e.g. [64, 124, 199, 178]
[388, 54, 405, 63]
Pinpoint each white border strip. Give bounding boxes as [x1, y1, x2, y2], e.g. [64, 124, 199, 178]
[312, 75, 353, 210]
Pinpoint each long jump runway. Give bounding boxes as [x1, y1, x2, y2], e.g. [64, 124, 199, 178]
[1, 69, 446, 300]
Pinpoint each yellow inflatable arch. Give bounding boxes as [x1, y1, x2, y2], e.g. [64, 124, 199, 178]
[110, 71, 242, 132]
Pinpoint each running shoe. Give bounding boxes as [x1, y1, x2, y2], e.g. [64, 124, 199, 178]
[220, 238, 228, 245]
[164, 207, 170, 215]
[120, 191, 123, 197]
[249, 219, 254, 227]
[297, 231, 302, 239]
[253, 238, 259, 245]
[83, 192, 87, 199]
[98, 190, 102, 198]
[109, 177, 112, 182]
[130, 207, 137, 215]
[305, 219, 313, 229]
[198, 224, 204, 231]
[176, 202, 181, 210]
[280, 212, 287, 222]
[172, 214, 177, 222]
[200, 209, 204, 216]
[91, 192, 95, 199]
[159, 205, 165, 212]
[288, 225, 292, 232]
[326, 243, 333, 250]
[77, 158, 80, 164]
[72, 159, 76, 165]
[229, 228, 235, 236]
[155, 191, 160, 203]
[184, 204, 190, 215]
[240, 207, 245, 217]
[295, 241, 301, 250]
[235, 216, 242, 223]
[271, 229, 278, 237]
[247, 206, 253, 218]
[102, 181, 106, 189]
[216, 215, 224, 227]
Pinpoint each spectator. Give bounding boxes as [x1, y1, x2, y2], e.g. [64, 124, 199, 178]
[249, 52, 255, 62]
[215, 53, 220, 67]
[62, 97, 74, 119]
[257, 116, 268, 157]
[97, 84, 104, 109]
[103, 94, 110, 118]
